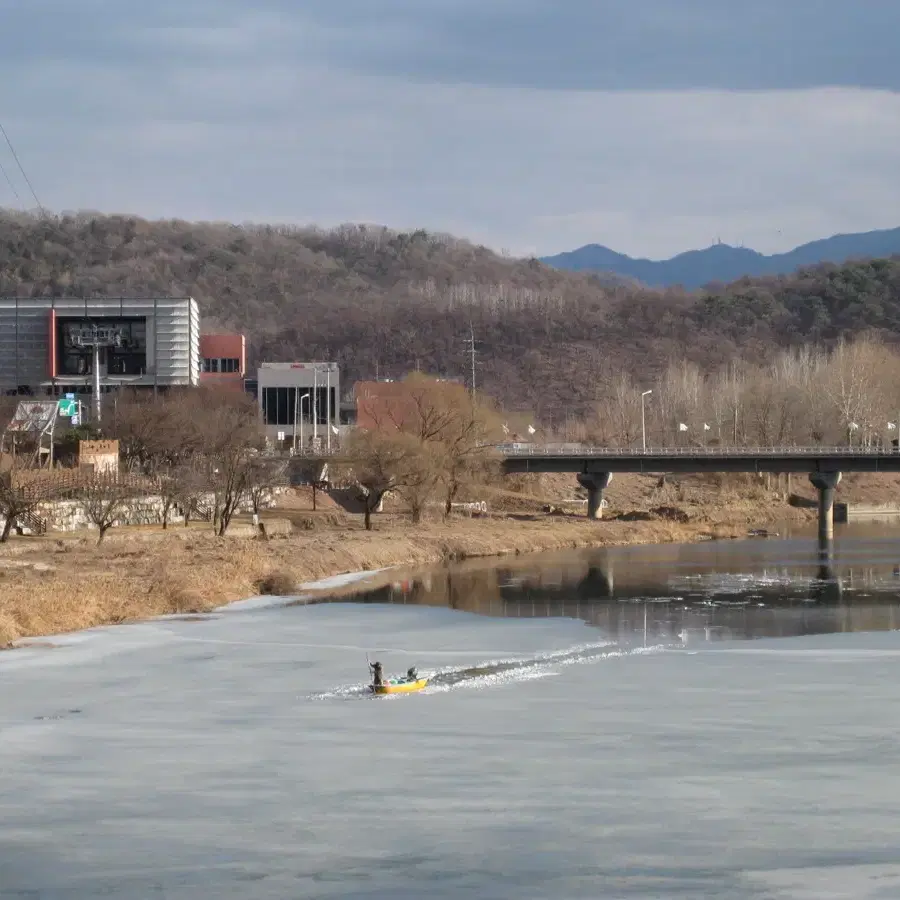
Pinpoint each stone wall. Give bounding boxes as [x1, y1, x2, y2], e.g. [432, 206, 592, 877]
[37, 496, 182, 532]
[3, 486, 288, 535]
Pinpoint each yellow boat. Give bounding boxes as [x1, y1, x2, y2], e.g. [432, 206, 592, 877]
[371, 677, 429, 695]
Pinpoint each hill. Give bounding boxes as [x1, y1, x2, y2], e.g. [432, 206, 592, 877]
[541, 227, 900, 288]
[2, 210, 900, 423]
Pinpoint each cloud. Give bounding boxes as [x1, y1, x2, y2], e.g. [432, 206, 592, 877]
[1, 3, 899, 258]
[292, 0, 900, 92]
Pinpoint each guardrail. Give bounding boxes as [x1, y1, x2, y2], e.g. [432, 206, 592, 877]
[498, 445, 897, 456]
[267, 447, 346, 458]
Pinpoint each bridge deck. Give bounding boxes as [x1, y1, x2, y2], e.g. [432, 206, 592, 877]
[501, 447, 900, 475]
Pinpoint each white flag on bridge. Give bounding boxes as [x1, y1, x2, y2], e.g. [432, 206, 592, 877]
[703, 423, 711, 431]
[889, 423, 897, 431]
[849, 422, 860, 431]
[678, 423, 688, 432]
[502, 423, 510, 435]
[527, 424, 536, 435]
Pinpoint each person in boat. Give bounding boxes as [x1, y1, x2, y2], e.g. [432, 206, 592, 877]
[370, 661, 385, 686]
[406, 666, 418, 682]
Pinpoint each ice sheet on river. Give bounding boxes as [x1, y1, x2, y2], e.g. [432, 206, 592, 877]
[1, 602, 900, 898]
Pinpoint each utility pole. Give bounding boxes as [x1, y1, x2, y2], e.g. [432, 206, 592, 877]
[463, 323, 480, 402]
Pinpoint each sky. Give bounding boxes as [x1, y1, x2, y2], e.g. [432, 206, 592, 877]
[3, 0, 900, 259]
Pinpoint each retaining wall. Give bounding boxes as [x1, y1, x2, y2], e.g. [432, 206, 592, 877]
[2, 487, 288, 535]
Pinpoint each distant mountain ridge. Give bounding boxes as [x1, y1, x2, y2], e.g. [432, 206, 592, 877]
[540, 227, 900, 288]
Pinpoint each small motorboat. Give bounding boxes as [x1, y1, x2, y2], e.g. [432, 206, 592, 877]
[370, 677, 429, 695]
[368, 661, 428, 695]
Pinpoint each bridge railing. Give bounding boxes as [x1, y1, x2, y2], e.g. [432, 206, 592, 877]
[497, 445, 898, 457]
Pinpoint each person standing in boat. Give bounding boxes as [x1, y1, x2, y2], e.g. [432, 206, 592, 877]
[370, 661, 385, 686]
[406, 667, 418, 682]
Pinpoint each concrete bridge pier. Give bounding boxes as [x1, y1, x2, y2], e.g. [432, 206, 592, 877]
[577, 473, 612, 519]
[809, 471, 842, 543]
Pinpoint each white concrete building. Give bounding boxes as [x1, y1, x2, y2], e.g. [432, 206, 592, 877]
[257, 362, 341, 448]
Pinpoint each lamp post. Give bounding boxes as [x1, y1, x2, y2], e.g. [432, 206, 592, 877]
[312, 367, 318, 446]
[641, 390, 653, 451]
[293, 393, 310, 453]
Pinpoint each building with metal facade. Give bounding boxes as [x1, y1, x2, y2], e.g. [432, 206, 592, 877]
[0, 297, 201, 396]
[257, 362, 340, 448]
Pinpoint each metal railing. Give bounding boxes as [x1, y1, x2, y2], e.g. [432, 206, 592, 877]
[499, 445, 899, 457]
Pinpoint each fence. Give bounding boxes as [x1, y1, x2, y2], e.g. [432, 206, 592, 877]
[499, 445, 900, 457]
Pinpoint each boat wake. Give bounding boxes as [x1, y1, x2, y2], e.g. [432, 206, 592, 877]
[307, 639, 675, 701]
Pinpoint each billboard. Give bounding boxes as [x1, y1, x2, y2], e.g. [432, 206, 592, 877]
[56, 317, 148, 378]
[5, 400, 58, 434]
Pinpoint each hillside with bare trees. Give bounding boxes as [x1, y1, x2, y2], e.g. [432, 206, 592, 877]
[3, 210, 900, 423]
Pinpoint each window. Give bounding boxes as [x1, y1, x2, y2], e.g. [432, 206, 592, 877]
[202, 357, 240, 374]
[263, 387, 294, 425]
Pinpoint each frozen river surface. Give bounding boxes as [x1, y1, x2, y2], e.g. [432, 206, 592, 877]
[2, 599, 900, 898]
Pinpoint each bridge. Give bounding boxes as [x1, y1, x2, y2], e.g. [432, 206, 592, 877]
[501, 446, 900, 541]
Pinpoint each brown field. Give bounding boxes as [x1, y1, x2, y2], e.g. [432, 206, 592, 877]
[3, 470, 896, 648]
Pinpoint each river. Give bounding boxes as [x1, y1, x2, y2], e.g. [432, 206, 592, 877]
[345, 521, 900, 650]
[2, 524, 900, 898]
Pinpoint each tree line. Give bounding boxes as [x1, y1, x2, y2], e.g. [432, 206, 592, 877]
[3, 210, 900, 422]
[575, 336, 900, 449]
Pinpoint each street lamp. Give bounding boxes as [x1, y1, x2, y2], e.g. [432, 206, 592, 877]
[641, 390, 653, 451]
[293, 393, 310, 453]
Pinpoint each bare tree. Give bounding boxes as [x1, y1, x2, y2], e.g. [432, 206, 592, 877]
[79, 475, 136, 544]
[360, 374, 504, 519]
[151, 462, 198, 529]
[0, 461, 60, 542]
[400, 442, 444, 524]
[245, 457, 288, 517]
[171, 463, 209, 528]
[821, 337, 888, 445]
[194, 393, 263, 536]
[344, 429, 421, 530]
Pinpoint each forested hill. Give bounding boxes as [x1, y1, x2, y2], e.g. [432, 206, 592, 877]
[2, 210, 900, 420]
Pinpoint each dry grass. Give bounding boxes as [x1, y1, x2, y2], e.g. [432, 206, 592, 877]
[0, 474, 835, 647]
[256, 570, 298, 596]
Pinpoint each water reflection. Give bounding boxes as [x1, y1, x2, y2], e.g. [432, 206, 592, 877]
[343, 526, 900, 645]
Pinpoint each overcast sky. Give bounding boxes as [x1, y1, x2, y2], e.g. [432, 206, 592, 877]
[3, 0, 900, 258]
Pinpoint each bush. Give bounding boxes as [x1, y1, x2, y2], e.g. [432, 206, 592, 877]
[256, 570, 296, 596]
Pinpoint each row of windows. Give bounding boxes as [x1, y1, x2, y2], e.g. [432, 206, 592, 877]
[202, 357, 241, 373]
[261, 387, 336, 426]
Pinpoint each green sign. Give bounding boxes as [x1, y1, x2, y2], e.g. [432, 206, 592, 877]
[57, 398, 78, 417]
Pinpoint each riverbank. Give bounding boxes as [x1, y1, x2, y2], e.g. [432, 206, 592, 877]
[0, 475, 817, 646]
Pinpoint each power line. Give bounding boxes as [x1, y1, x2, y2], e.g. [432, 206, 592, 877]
[0, 121, 43, 214]
[0, 156, 21, 206]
